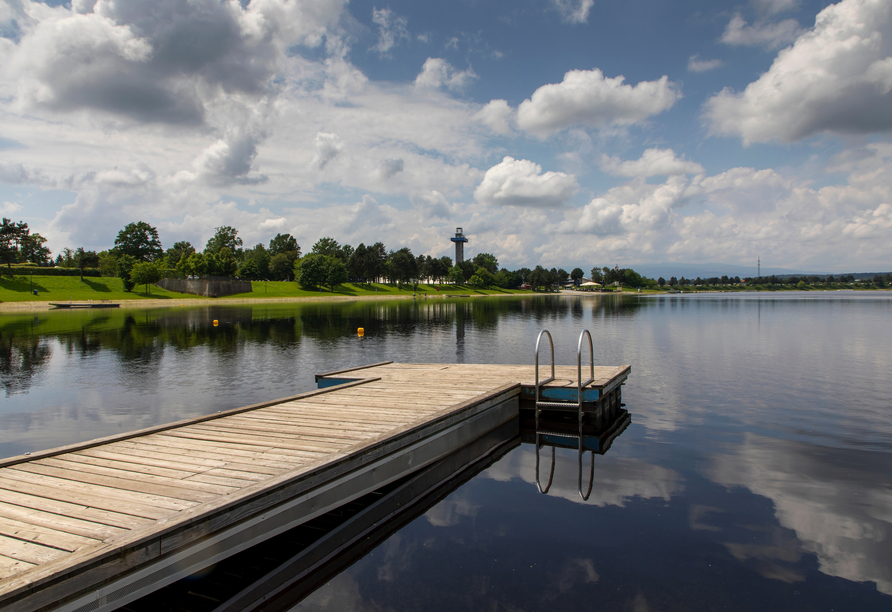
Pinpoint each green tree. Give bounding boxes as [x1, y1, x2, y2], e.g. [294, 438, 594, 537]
[325, 256, 348, 290]
[472, 252, 499, 275]
[239, 244, 270, 280]
[348, 243, 368, 281]
[390, 247, 419, 286]
[446, 266, 464, 284]
[657, 277, 665, 287]
[570, 268, 584, 282]
[268, 233, 299, 257]
[366, 242, 387, 282]
[74, 248, 99, 281]
[528, 266, 553, 290]
[556, 268, 569, 284]
[178, 252, 208, 278]
[205, 226, 242, 256]
[207, 247, 238, 277]
[458, 259, 476, 282]
[130, 261, 164, 295]
[115, 221, 163, 262]
[623, 268, 643, 287]
[98, 250, 118, 277]
[269, 252, 296, 281]
[311, 237, 342, 259]
[294, 253, 327, 289]
[165, 241, 195, 267]
[0, 218, 31, 274]
[20, 232, 51, 265]
[117, 254, 137, 291]
[495, 269, 521, 289]
[590, 267, 604, 283]
[470, 266, 496, 288]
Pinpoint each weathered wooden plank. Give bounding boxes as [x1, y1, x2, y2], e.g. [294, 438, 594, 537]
[0, 516, 101, 553]
[29, 459, 237, 499]
[0, 491, 150, 530]
[163, 428, 351, 454]
[5, 466, 205, 508]
[186, 421, 374, 444]
[227, 413, 395, 433]
[152, 432, 327, 458]
[183, 472, 271, 488]
[0, 474, 187, 519]
[195, 468, 270, 483]
[260, 404, 431, 420]
[63, 451, 199, 479]
[75, 447, 224, 472]
[0, 554, 36, 580]
[0, 534, 69, 565]
[114, 440, 300, 473]
[0, 503, 127, 541]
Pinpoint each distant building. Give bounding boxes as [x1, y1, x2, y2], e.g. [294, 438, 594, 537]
[450, 227, 468, 264]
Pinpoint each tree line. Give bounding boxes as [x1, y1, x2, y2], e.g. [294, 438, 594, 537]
[9, 217, 890, 292]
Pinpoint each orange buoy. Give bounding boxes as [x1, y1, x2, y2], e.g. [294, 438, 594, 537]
[213, 320, 219, 327]
[357, 327, 364, 336]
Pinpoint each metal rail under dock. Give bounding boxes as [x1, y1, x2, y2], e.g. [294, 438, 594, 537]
[0, 361, 630, 612]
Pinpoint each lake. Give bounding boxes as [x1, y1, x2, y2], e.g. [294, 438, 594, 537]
[1, 292, 891, 610]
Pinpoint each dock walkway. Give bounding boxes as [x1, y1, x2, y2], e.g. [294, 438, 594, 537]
[0, 362, 630, 612]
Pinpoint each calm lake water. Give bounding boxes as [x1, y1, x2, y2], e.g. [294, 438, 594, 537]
[2, 293, 891, 610]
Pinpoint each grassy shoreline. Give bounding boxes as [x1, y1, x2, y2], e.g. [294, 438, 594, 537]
[2, 274, 888, 315]
[0, 275, 534, 314]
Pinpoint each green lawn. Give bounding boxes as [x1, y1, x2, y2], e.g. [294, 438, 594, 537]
[0, 274, 529, 303]
[0, 275, 187, 302]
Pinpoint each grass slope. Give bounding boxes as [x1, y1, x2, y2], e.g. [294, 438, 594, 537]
[0, 274, 527, 303]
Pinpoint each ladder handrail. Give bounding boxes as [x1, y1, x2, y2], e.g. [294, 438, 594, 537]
[576, 329, 595, 406]
[534, 329, 598, 500]
[534, 330, 555, 405]
[578, 450, 594, 500]
[535, 445, 555, 494]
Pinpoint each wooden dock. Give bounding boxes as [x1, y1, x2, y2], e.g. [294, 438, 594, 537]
[0, 361, 630, 612]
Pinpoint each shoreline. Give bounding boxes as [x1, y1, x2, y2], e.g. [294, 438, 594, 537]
[0, 291, 527, 315]
[2, 286, 888, 315]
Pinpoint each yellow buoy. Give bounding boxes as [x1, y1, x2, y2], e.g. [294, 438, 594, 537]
[357, 327, 364, 336]
[213, 320, 219, 327]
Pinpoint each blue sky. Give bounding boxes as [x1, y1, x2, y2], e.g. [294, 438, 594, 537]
[1, 0, 890, 272]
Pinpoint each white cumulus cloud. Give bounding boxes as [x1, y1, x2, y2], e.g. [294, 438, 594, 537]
[414, 58, 477, 91]
[707, 0, 892, 144]
[311, 132, 342, 169]
[573, 175, 697, 235]
[474, 156, 578, 207]
[474, 99, 513, 134]
[516, 68, 680, 137]
[551, 0, 594, 24]
[371, 7, 409, 57]
[601, 148, 705, 178]
[688, 55, 724, 73]
[721, 13, 804, 49]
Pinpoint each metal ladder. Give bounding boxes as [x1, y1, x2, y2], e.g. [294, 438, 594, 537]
[534, 329, 597, 500]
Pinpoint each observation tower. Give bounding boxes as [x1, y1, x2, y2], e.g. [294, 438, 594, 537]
[451, 227, 468, 264]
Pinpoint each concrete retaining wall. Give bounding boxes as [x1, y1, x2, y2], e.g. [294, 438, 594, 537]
[156, 278, 252, 297]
